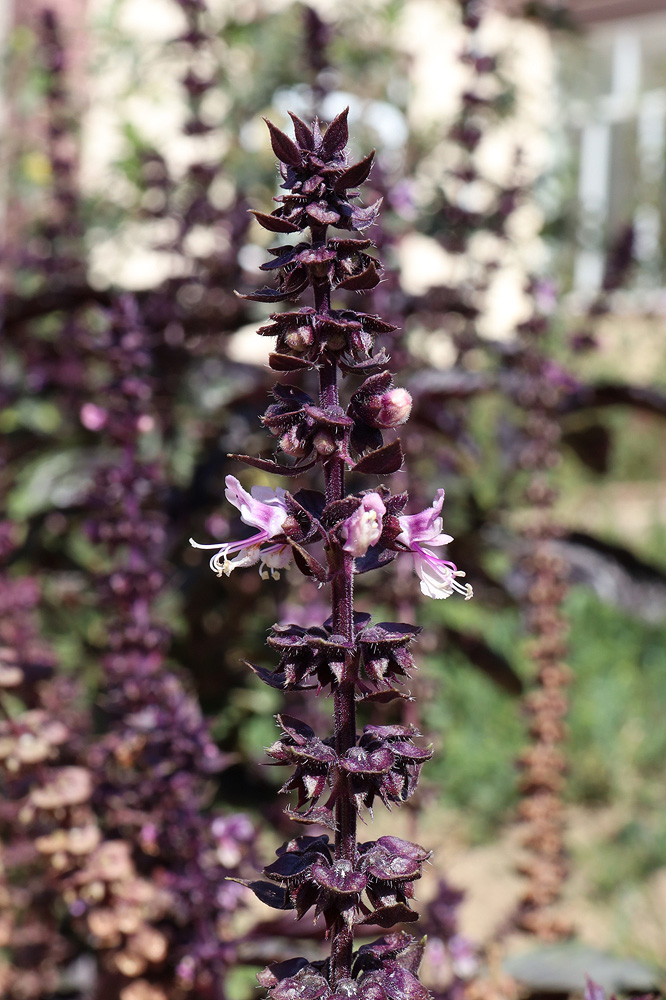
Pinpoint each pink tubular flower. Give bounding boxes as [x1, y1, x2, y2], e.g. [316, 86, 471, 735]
[396, 490, 472, 600]
[340, 493, 386, 558]
[376, 387, 412, 428]
[189, 475, 292, 580]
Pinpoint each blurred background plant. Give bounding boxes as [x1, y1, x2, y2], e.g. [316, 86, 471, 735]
[1, 0, 666, 997]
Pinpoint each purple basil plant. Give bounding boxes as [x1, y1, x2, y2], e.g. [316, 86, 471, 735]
[189, 109, 472, 994]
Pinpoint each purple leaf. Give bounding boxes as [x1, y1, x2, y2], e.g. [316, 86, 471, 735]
[365, 855, 422, 882]
[352, 371, 393, 400]
[340, 355, 391, 377]
[364, 623, 422, 644]
[336, 263, 381, 291]
[264, 852, 313, 881]
[356, 689, 412, 705]
[389, 742, 433, 761]
[229, 453, 316, 476]
[236, 286, 299, 303]
[283, 492, 326, 543]
[284, 805, 337, 830]
[359, 904, 419, 928]
[382, 962, 430, 1000]
[260, 246, 301, 270]
[334, 150, 376, 191]
[291, 541, 329, 582]
[341, 747, 394, 775]
[302, 404, 353, 427]
[296, 245, 338, 266]
[321, 496, 362, 528]
[229, 878, 293, 909]
[264, 117, 302, 167]
[384, 492, 409, 515]
[273, 383, 315, 406]
[245, 660, 290, 690]
[283, 268, 309, 295]
[276, 714, 317, 742]
[289, 111, 314, 150]
[303, 174, 324, 195]
[354, 933, 423, 977]
[321, 107, 349, 159]
[271, 965, 331, 1000]
[354, 546, 398, 575]
[350, 198, 383, 231]
[331, 237, 373, 252]
[311, 861, 367, 894]
[363, 724, 420, 740]
[268, 624, 309, 649]
[250, 210, 301, 233]
[393, 936, 427, 976]
[269, 353, 315, 372]
[277, 833, 331, 856]
[257, 958, 311, 988]
[307, 202, 341, 226]
[353, 440, 403, 475]
[289, 741, 337, 765]
[291, 489, 326, 518]
[375, 836, 431, 862]
[271, 970, 331, 1000]
[353, 312, 396, 334]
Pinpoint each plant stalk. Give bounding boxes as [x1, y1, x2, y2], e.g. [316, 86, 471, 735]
[313, 227, 357, 985]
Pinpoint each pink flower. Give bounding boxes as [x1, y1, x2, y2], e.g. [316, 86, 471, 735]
[397, 490, 472, 600]
[189, 475, 291, 579]
[340, 493, 386, 558]
[376, 387, 412, 428]
[80, 402, 108, 431]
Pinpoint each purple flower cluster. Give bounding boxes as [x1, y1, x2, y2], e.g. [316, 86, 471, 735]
[191, 108, 471, 993]
[257, 931, 430, 1000]
[266, 716, 432, 828]
[80, 297, 256, 998]
[421, 881, 478, 1000]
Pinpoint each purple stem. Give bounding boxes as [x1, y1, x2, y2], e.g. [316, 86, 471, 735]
[312, 223, 356, 985]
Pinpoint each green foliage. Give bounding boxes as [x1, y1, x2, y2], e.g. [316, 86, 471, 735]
[419, 585, 666, 848]
[566, 589, 666, 808]
[423, 652, 523, 839]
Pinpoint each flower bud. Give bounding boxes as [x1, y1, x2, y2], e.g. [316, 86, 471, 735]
[340, 493, 386, 558]
[284, 327, 314, 352]
[313, 430, 336, 456]
[325, 332, 346, 351]
[376, 387, 412, 428]
[279, 426, 309, 457]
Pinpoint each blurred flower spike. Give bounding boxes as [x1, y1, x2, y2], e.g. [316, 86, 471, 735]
[190, 475, 292, 579]
[397, 491, 473, 601]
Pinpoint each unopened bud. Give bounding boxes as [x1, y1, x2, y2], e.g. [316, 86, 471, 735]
[284, 327, 314, 352]
[325, 332, 346, 351]
[279, 426, 309, 457]
[313, 431, 336, 456]
[376, 387, 412, 428]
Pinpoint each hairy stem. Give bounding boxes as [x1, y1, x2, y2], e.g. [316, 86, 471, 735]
[313, 228, 357, 985]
